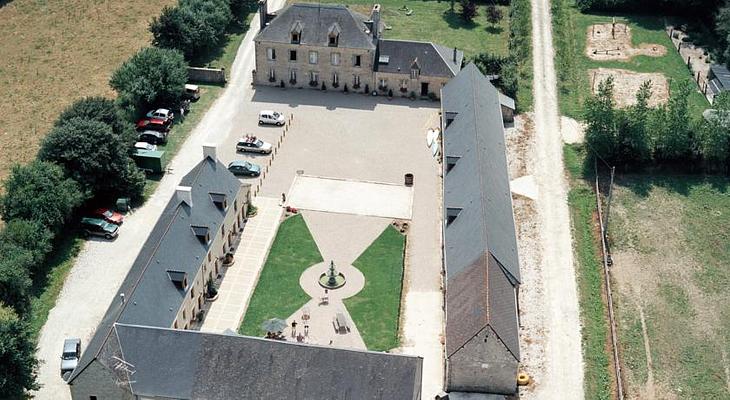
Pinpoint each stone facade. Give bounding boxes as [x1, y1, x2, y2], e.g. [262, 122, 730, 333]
[374, 71, 450, 98]
[254, 41, 375, 92]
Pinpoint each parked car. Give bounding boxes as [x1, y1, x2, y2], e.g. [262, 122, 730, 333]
[145, 108, 174, 122]
[89, 208, 124, 225]
[258, 110, 285, 126]
[227, 160, 261, 177]
[184, 84, 201, 101]
[236, 135, 272, 154]
[136, 118, 171, 133]
[138, 130, 168, 145]
[134, 141, 157, 151]
[60, 338, 81, 378]
[80, 217, 119, 239]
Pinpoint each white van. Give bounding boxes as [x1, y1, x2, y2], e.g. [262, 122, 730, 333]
[258, 110, 285, 126]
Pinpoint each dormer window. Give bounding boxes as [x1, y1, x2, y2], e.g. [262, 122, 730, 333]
[445, 111, 458, 128]
[446, 207, 462, 226]
[410, 58, 420, 79]
[191, 225, 210, 244]
[167, 270, 188, 290]
[446, 156, 460, 173]
[291, 21, 303, 44]
[209, 193, 228, 210]
[328, 23, 341, 47]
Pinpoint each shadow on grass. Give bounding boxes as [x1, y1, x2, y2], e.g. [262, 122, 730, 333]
[616, 173, 730, 198]
[189, 21, 251, 68]
[485, 25, 503, 34]
[442, 10, 477, 30]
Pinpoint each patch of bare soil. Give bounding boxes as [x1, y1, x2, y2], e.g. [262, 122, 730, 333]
[586, 23, 666, 61]
[590, 68, 669, 108]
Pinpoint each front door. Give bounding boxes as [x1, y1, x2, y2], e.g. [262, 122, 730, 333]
[421, 82, 429, 96]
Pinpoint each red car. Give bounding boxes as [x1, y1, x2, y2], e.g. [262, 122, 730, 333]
[136, 118, 171, 132]
[90, 208, 124, 225]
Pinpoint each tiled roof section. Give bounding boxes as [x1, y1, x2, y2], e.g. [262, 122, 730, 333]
[487, 254, 519, 359]
[375, 39, 463, 77]
[255, 3, 376, 50]
[711, 63, 730, 90]
[68, 156, 244, 383]
[441, 63, 520, 283]
[112, 324, 423, 400]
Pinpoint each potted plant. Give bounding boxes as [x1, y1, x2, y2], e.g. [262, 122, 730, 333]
[388, 89, 393, 98]
[364, 84, 369, 94]
[289, 78, 297, 85]
[206, 280, 219, 302]
[409, 91, 416, 100]
[343, 83, 348, 93]
[321, 81, 327, 90]
[280, 80, 285, 88]
[247, 203, 258, 217]
[196, 309, 205, 322]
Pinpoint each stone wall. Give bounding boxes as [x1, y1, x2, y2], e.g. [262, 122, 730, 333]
[188, 67, 226, 84]
[374, 71, 449, 98]
[254, 40, 375, 92]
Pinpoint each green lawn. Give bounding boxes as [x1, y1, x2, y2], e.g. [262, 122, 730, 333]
[344, 226, 405, 351]
[563, 144, 612, 400]
[239, 214, 323, 337]
[294, 0, 510, 57]
[552, 0, 708, 119]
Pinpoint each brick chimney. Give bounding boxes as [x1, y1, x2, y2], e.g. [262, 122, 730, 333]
[453, 47, 458, 63]
[370, 4, 381, 40]
[203, 143, 217, 160]
[258, 0, 268, 32]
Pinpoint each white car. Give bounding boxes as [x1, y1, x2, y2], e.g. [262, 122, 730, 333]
[134, 141, 157, 151]
[258, 110, 285, 126]
[146, 108, 174, 122]
[236, 135, 272, 154]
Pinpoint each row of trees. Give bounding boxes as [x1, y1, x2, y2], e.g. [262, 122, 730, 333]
[575, 0, 721, 14]
[459, 0, 505, 25]
[585, 77, 730, 170]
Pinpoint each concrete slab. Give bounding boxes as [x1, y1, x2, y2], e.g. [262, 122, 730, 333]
[288, 175, 413, 219]
[301, 210, 393, 265]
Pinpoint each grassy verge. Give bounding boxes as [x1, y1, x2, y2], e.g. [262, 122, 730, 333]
[552, 0, 708, 119]
[564, 144, 612, 400]
[343, 226, 405, 351]
[27, 235, 83, 337]
[239, 214, 323, 337]
[510, 0, 533, 111]
[294, 0, 510, 57]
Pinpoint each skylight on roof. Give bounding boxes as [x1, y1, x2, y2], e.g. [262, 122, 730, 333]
[378, 55, 390, 64]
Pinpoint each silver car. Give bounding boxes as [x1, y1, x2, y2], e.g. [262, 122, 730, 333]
[61, 338, 81, 378]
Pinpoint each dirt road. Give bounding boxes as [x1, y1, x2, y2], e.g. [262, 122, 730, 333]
[525, 0, 585, 397]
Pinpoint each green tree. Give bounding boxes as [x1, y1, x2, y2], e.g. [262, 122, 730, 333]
[0, 252, 34, 314]
[585, 77, 618, 161]
[56, 97, 135, 146]
[39, 118, 145, 200]
[0, 219, 53, 269]
[0, 304, 39, 398]
[652, 80, 695, 162]
[472, 53, 518, 99]
[617, 80, 653, 165]
[0, 161, 83, 231]
[486, 4, 504, 27]
[698, 92, 730, 169]
[151, 6, 213, 60]
[109, 47, 188, 118]
[460, 0, 478, 22]
[230, 0, 257, 22]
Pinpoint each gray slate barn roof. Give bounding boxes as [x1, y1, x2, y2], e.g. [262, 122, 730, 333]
[709, 64, 730, 95]
[441, 63, 520, 361]
[255, 3, 376, 50]
[375, 40, 463, 78]
[68, 155, 244, 383]
[106, 323, 423, 400]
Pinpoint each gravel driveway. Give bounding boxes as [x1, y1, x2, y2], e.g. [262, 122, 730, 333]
[32, 0, 286, 397]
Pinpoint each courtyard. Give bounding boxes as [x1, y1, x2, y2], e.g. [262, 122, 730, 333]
[203, 86, 444, 397]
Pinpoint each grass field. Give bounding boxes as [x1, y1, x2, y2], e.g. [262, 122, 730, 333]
[293, 0, 510, 57]
[609, 174, 730, 399]
[552, 0, 708, 119]
[238, 214, 323, 337]
[343, 226, 405, 351]
[0, 0, 176, 181]
[564, 144, 612, 400]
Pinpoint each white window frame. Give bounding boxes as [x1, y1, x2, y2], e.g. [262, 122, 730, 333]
[309, 51, 318, 65]
[331, 52, 340, 66]
[310, 71, 319, 83]
[333, 72, 339, 85]
[267, 48, 276, 61]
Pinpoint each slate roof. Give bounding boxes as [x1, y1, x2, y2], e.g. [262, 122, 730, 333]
[106, 323, 423, 400]
[441, 63, 520, 283]
[375, 40, 463, 78]
[441, 63, 520, 360]
[68, 155, 244, 383]
[255, 3, 376, 50]
[709, 64, 730, 95]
